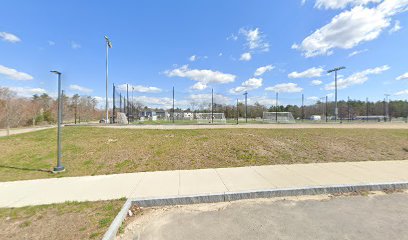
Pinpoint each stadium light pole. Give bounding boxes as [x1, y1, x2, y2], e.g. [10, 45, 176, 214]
[347, 96, 350, 122]
[244, 91, 248, 123]
[51, 70, 65, 173]
[104, 36, 112, 123]
[301, 94, 304, 122]
[327, 66, 345, 122]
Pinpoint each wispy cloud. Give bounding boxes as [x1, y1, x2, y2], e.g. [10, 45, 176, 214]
[0, 64, 33, 81]
[71, 41, 81, 49]
[348, 49, 368, 57]
[69, 84, 93, 94]
[325, 65, 390, 90]
[117, 84, 162, 93]
[0, 32, 21, 43]
[10, 87, 46, 97]
[254, 65, 274, 76]
[239, 52, 252, 61]
[165, 65, 236, 91]
[288, 67, 324, 78]
[230, 78, 263, 94]
[265, 83, 303, 93]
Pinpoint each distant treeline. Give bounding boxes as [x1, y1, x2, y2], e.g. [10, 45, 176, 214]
[0, 87, 103, 129]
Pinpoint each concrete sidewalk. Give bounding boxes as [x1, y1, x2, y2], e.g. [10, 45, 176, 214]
[1, 160, 408, 208]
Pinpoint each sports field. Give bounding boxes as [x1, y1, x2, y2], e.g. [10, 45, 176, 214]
[0, 125, 407, 182]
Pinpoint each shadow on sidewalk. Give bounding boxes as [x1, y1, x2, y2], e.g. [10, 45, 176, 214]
[0, 165, 52, 173]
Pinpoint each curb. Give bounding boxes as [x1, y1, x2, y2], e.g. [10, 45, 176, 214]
[103, 181, 408, 240]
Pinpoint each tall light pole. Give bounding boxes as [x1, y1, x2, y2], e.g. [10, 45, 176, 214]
[211, 88, 214, 124]
[104, 36, 112, 123]
[327, 66, 345, 122]
[51, 70, 65, 173]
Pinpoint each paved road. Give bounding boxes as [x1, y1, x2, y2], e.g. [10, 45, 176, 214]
[118, 191, 408, 240]
[0, 126, 54, 137]
[93, 122, 408, 130]
[1, 160, 408, 208]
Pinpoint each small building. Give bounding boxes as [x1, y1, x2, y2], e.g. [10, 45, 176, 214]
[310, 115, 321, 121]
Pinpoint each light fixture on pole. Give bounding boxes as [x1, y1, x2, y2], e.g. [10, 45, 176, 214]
[327, 66, 345, 122]
[50, 70, 65, 173]
[104, 35, 112, 123]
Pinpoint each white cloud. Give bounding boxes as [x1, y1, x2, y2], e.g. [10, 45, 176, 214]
[227, 34, 238, 41]
[240, 52, 252, 61]
[307, 96, 320, 101]
[265, 83, 303, 93]
[218, 53, 223, 56]
[324, 65, 390, 90]
[165, 65, 236, 90]
[191, 82, 208, 90]
[0, 32, 21, 43]
[69, 84, 93, 94]
[247, 96, 277, 106]
[301, 0, 307, 6]
[396, 72, 408, 80]
[117, 84, 162, 93]
[239, 28, 270, 52]
[10, 87, 46, 97]
[395, 89, 408, 96]
[293, 2, 408, 57]
[348, 49, 368, 57]
[311, 79, 323, 86]
[288, 67, 324, 78]
[48, 40, 55, 46]
[389, 20, 402, 33]
[230, 78, 263, 94]
[254, 65, 275, 76]
[314, 0, 381, 9]
[189, 93, 231, 104]
[71, 41, 81, 49]
[0, 64, 33, 81]
[189, 55, 197, 62]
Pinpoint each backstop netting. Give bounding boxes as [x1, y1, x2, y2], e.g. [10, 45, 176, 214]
[196, 113, 226, 124]
[263, 112, 295, 123]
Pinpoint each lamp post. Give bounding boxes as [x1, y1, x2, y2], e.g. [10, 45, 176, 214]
[327, 66, 346, 122]
[104, 36, 112, 123]
[51, 70, 65, 173]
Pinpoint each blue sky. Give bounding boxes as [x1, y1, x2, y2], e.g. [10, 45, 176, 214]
[1, 0, 408, 109]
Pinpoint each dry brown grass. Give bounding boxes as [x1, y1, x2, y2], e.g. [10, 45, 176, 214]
[0, 126, 407, 182]
[0, 199, 124, 240]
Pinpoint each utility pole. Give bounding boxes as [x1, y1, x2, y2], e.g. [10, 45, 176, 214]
[236, 99, 239, 124]
[327, 66, 346, 122]
[275, 92, 278, 123]
[301, 94, 304, 122]
[50, 70, 64, 173]
[172, 86, 175, 123]
[211, 88, 214, 124]
[243, 91, 248, 123]
[104, 36, 112, 123]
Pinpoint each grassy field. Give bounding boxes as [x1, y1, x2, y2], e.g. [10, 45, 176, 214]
[0, 126, 407, 182]
[0, 199, 124, 240]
